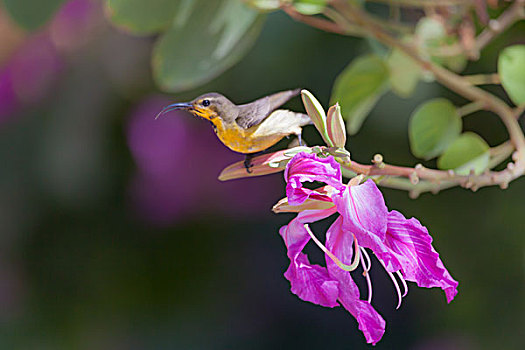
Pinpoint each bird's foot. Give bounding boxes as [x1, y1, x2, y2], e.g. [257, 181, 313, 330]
[244, 155, 254, 174]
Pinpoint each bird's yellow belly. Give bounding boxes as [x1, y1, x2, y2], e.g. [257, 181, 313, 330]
[215, 123, 283, 154]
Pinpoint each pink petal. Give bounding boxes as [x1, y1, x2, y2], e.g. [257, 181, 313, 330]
[334, 180, 388, 246]
[382, 210, 459, 303]
[285, 153, 343, 206]
[284, 253, 339, 307]
[279, 208, 339, 307]
[326, 217, 386, 344]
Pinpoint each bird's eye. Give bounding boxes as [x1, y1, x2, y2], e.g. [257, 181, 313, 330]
[202, 99, 211, 107]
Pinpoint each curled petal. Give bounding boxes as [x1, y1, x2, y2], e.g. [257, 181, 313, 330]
[218, 150, 290, 181]
[279, 209, 337, 263]
[334, 179, 388, 245]
[285, 153, 343, 205]
[379, 210, 459, 303]
[272, 196, 334, 213]
[326, 217, 386, 345]
[273, 185, 336, 213]
[329, 263, 386, 345]
[279, 208, 339, 307]
[284, 253, 340, 307]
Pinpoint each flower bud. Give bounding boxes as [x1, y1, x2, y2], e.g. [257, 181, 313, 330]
[326, 103, 347, 148]
[301, 89, 333, 146]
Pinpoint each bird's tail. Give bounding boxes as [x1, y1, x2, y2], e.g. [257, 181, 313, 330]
[266, 88, 302, 111]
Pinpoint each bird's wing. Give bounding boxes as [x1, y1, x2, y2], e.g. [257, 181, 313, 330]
[235, 88, 302, 129]
[250, 110, 311, 138]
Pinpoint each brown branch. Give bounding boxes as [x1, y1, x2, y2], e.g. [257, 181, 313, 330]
[283, 0, 525, 193]
[333, 1, 525, 151]
[475, 0, 525, 53]
[335, 0, 525, 192]
[341, 140, 516, 194]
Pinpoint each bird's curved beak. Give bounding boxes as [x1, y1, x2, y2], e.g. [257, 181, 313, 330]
[155, 102, 193, 119]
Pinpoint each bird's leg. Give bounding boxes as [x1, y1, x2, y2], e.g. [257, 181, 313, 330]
[243, 149, 271, 173]
[243, 150, 267, 173]
[297, 133, 303, 146]
[244, 154, 254, 173]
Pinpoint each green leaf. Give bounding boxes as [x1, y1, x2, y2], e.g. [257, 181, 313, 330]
[409, 98, 461, 160]
[105, 0, 185, 35]
[2, 0, 66, 30]
[387, 49, 421, 98]
[498, 45, 525, 105]
[331, 54, 390, 135]
[437, 132, 490, 175]
[152, 0, 265, 92]
[293, 0, 327, 15]
[105, 0, 266, 92]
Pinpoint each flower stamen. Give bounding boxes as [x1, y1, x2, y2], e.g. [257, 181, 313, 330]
[359, 250, 373, 303]
[304, 224, 360, 271]
[388, 270, 403, 309]
[396, 271, 409, 297]
[378, 259, 404, 309]
[360, 247, 372, 275]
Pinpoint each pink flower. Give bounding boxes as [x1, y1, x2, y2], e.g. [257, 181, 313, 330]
[274, 152, 458, 345]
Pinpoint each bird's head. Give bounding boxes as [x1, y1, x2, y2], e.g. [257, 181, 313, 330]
[156, 93, 236, 122]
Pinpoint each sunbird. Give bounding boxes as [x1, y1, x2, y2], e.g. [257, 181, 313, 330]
[156, 89, 311, 170]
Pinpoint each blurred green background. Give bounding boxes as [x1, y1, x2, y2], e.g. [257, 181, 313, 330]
[0, 1, 524, 349]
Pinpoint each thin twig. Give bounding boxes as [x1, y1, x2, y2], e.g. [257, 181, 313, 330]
[515, 105, 525, 120]
[322, 7, 363, 35]
[364, 0, 473, 6]
[281, 5, 350, 35]
[457, 101, 485, 117]
[463, 73, 500, 85]
[475, 0, 525, 53]
[426, 0, 525, 58]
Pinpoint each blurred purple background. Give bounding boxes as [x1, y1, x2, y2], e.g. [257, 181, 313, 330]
[0, 1, 523, 349]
